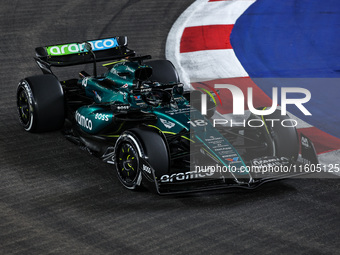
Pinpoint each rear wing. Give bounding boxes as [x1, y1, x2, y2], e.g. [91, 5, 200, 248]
[34, 36, 135, 74]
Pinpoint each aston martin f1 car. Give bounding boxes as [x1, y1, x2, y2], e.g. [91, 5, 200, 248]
[16, 36, 319, 195]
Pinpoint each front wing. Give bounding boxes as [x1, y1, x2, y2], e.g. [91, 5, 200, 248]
[142, 134, 319, 195]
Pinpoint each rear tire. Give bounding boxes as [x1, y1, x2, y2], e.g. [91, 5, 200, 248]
[146, 60, 180, 83]
[16, 74, 65, 132]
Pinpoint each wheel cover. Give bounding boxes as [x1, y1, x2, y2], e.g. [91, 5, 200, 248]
[116, 142, 139, 185]
[17, 87, 31, 126]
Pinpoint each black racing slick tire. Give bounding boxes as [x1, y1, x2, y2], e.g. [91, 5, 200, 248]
[264, 110, 299, 161]
[114, 127, 170, 190]
[146, 60, 180, 83]
[16, 74, 65, 132]
[249, 109, 299, 161]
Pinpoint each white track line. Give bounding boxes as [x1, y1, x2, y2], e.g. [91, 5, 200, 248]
[166, 0, 255, 88]
[185, 0, 256, 27]
[180, 50, 249, 82]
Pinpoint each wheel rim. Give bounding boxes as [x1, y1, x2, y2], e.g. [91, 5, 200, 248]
[116, 142, 139, 185]
[17, 87, 31, 126]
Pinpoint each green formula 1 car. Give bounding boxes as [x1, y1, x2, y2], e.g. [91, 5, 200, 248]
[16, 36, 318, 195]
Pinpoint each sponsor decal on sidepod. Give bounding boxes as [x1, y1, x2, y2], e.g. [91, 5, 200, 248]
[75, 111, 92, 130]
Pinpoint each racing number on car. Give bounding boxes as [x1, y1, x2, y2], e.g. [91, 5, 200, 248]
[187, 120, 208, 127]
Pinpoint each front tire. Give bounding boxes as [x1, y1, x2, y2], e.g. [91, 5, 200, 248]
[264, 110, 299, 161]
[114, 127, 170, 190]
[114, 132, 142, 190]
[248, 109, 299, 161]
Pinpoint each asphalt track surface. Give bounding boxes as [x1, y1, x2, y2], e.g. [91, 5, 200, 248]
[0, 1, 339, 254]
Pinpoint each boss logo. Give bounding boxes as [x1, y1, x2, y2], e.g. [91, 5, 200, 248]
[117, 105, 130, 110]
[142, 164, 151, 174]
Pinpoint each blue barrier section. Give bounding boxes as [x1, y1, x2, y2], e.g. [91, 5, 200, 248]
[231, 0, 340, 138]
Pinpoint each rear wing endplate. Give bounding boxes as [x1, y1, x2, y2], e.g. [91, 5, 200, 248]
[34, 36, 135, 74]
